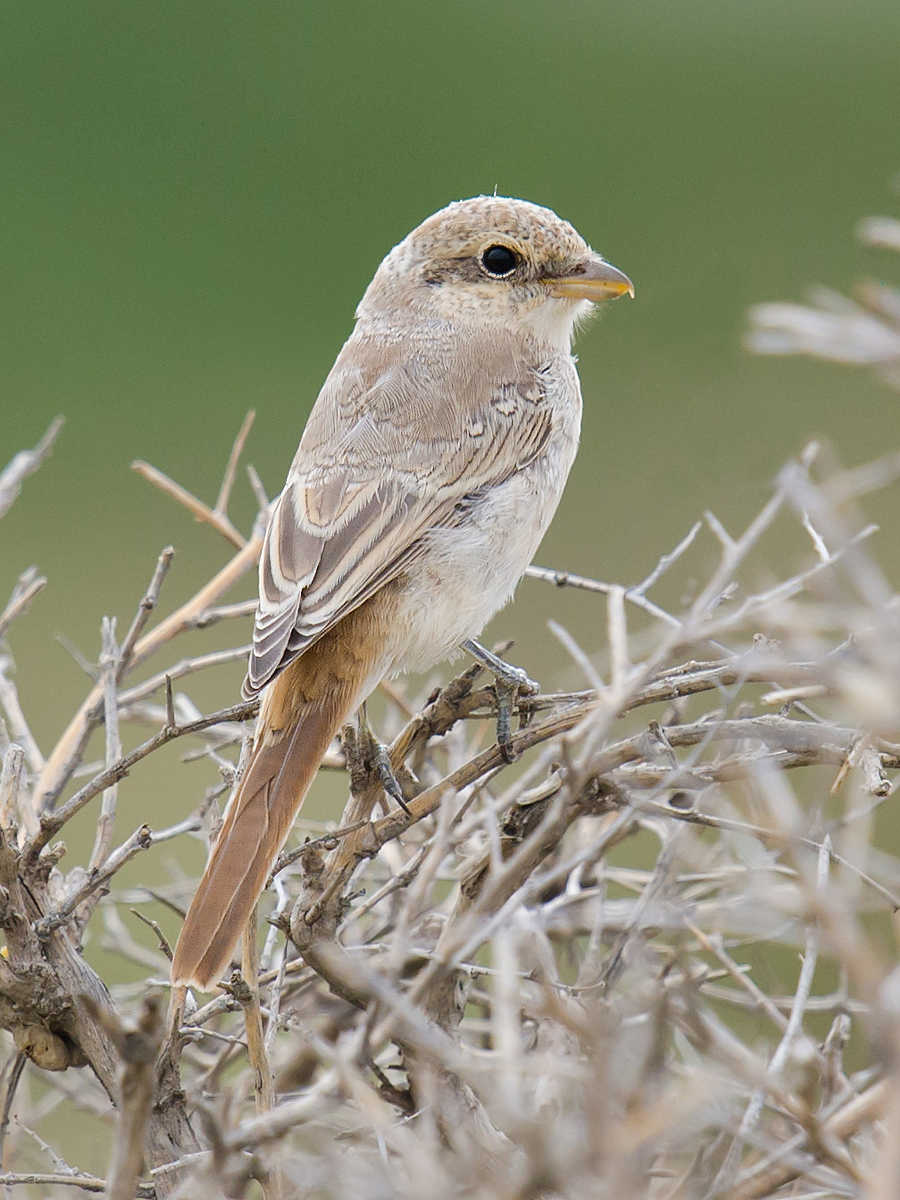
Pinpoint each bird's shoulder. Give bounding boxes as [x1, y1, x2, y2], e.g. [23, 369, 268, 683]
[293, 325, 569, 473]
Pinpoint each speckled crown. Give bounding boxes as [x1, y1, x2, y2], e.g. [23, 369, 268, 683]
[386, 195, 591, 274]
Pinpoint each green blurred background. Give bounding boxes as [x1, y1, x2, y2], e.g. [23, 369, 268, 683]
[2, 0, 900, 927]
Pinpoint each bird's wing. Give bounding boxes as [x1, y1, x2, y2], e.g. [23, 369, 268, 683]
[245, 339, 556, 694]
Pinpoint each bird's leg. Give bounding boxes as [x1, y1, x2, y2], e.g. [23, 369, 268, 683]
[462, 639, 539, 763]
[357, 703, 411, 814]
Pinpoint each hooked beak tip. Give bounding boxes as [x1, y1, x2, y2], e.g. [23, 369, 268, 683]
[546, 257, 634, 302]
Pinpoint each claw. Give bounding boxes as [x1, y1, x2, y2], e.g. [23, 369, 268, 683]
[373, 737, 412, 814]
[358, 706, 411, 814]
[462, 639, 539, 761]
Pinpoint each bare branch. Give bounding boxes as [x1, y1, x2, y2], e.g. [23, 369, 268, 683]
[246, 464, 270, 513]
[8, 384, 900, 1197]
[192, 599, 257, 629]
[0, 418, 64, 521]
[0, 658, 43, 775]
[132, 459, 247, 548]
[117, 547, 175, 678]
[0, 568, 46, 643]
[86, 617, 122, 877]
[215, 409, 256, 516]
[35, 530, 263, 811]
[81, 991, 164, 1200]
[130, 908, 173, 961]
[0, 743, 26, 841]
[28, 699, 257, 858]
[0, 1172, 153, 1196]
[526, 563, 679, 626]
[36, 824, 154, 936]
[118, 644, 251, 708]
[633, 519, 704, 595]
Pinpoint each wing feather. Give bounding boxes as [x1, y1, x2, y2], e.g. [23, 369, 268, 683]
[244, 334, 557, 696]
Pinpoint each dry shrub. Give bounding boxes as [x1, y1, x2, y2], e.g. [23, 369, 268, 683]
[1, 208, 900, 1198]
[748, 192, 900, 390]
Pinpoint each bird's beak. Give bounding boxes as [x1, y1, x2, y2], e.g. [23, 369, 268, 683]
[546, 256, 634, 301]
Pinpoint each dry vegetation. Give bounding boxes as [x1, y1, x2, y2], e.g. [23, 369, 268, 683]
[747, 198, 900, 388]
[1, 206, 900, 1199]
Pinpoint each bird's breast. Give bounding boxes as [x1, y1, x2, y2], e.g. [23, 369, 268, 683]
[386, 363, 582, 675]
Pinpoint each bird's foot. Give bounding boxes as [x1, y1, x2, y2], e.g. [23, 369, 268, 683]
[358, 707, 411, 814]
[462, 639, 539, 763]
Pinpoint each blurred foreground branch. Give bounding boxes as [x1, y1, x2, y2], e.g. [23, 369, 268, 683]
[748, 190, 900, 390]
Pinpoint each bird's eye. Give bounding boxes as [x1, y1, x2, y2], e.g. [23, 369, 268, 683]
[480, 245, 519, 277]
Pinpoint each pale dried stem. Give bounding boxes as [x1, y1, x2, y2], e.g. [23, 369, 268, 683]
[238, 918, 284, 1200]
[240, 917, 277, 1117]
[607, 584, 630, 688]
[0, 1172, 153, 1196]
[547, 618, 604, 693]
[90, 992, 164, 1200]
[522, 517, 702, 635]
[0, 743, 28, 843]
[0, 568, 46, 643]
[0, 417, 64, 520]
[35, 532, 262, 811]
[0, 659, 44, 775]
[717, 838, 831, 1190]
[684, 918, 790, 1034]
[118, 644, 252, 707]
[27, 698, 257, 858]
[7, 417, 900, 1198]
[634, 518, 704, 595]
[262, 881, 289, 1053]
[193, 599, 257, 629]
[726, 1081, 888, 1200]
[526, 563, 679, 627]
[132, 460, 246, 548]
[644, 799, 900, 909]
[215, 409, 256, 515]
[87, 617, 122, 876]
[37, 824, 153, 936]
[117, 546, 175, 678]
[246, 463, 270, 513]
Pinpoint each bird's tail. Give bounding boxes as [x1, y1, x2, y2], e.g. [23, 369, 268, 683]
[171, 656, 360, 990]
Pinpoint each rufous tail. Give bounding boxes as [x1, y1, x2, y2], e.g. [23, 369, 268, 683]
[171, 658, 359, 989]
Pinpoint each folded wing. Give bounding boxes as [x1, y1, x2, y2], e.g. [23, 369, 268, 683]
[244, 336, 555, 696]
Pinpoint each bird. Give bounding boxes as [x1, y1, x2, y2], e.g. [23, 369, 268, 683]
[171, 196, 633, 989]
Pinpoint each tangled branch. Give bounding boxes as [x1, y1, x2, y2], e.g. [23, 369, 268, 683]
[1, 409, 900, 1199]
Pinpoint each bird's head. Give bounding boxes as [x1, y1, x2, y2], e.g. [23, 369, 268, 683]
[357, 195, 633, 350]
